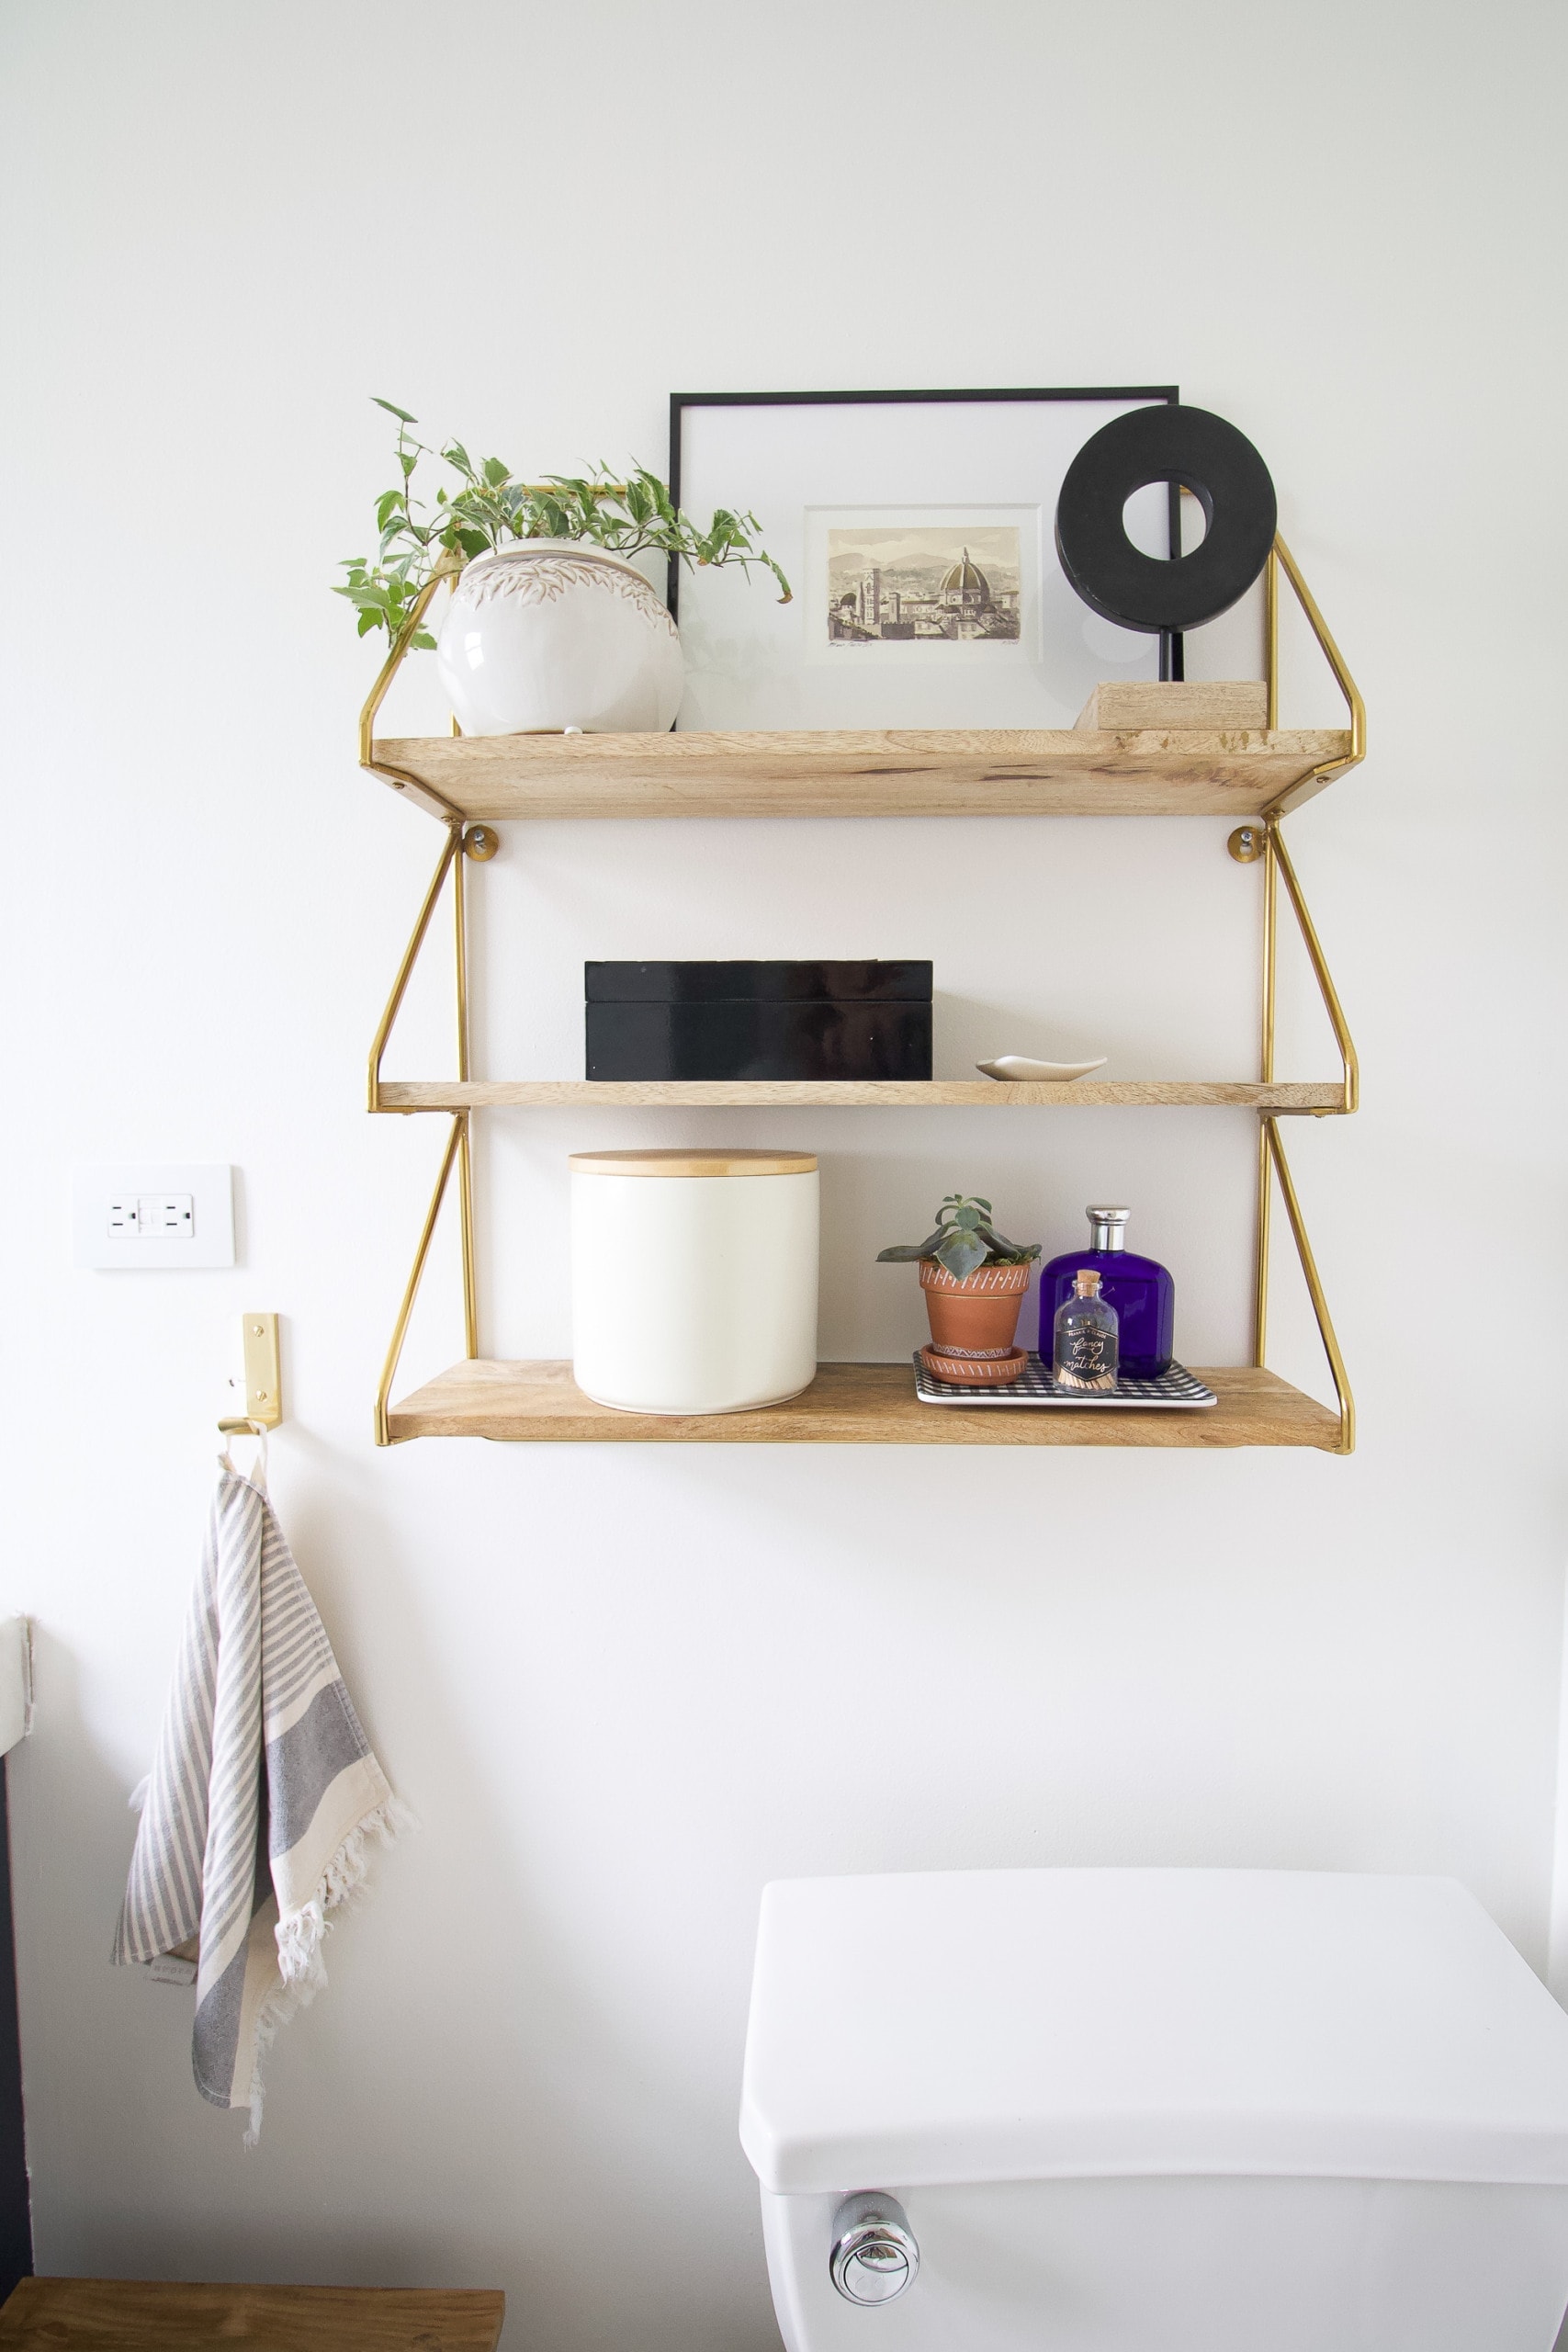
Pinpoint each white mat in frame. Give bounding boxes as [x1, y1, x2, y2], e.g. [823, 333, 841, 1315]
[669, 389, 1177, 732]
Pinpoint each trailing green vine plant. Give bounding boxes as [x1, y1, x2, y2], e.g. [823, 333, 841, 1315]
[335, 397, 791, 647]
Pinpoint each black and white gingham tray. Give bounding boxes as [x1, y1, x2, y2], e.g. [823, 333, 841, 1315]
[914, 1351, 1217, 1410]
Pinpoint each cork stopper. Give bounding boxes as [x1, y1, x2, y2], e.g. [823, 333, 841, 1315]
[1075, 1269, 1101, 1296]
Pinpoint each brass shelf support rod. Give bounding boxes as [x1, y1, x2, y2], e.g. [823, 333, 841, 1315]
[1262, 533, 1367, 812]
[375, 1115, 468, 1448]
[454, 823, 479, 1358]
[363, 571, 485, 1433]
[1259, 1115, 1356, 1456]
[1253, 825, 1278, 1364]
[1269, 820, 1359, 1116]
[367, 820, 465, 1113]
[367, 812, 485, 1437]
[357, 563, 466, 817]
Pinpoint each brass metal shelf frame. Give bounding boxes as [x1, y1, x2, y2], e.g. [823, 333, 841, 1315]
[361, 532, 1362, 1453]
[1248, 537, 1363, 1454]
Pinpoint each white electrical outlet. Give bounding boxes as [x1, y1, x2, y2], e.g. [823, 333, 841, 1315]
[141, 1193, 194, 1236]
[73, 1165, 235, 1269]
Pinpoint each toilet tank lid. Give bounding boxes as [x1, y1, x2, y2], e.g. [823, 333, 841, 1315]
[740, 1869, 1568, 2193]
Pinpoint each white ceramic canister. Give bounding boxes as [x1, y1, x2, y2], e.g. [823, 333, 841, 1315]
[434, 538, 684, 735]
[570, 1148, 819, 1414]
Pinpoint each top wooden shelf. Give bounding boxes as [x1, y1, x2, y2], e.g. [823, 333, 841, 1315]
[368, 726, 1353, 826]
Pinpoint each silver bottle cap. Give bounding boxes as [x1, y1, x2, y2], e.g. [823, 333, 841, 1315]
[1086, 1204, 1131, 1251]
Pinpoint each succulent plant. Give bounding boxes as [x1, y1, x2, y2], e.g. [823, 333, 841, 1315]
[876, 1194, 1042, 1283]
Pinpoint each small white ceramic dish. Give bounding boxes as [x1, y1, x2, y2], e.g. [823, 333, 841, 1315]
[976, 1055, 1109, 1083]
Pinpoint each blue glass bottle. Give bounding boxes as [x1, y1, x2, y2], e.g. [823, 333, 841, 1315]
[1038, 1206, 1174, 1379]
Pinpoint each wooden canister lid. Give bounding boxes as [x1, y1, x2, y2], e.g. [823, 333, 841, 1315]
[569, 1148, 818, 1178]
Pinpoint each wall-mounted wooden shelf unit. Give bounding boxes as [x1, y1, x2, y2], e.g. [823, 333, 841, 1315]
[387, 1360, 1341, 1452]
[378, 1078, 1345, 1113]
[359, 532, 1363, 1453]
[369, 726, 1354, 826]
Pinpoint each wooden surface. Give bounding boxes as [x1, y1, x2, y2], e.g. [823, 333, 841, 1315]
[367, 727, 1351, 823]
[378, 1078, 1345, 1114]
[0, 2278, 504, 2350]
[1074, 680, 1269, 731]
[388, 1360, 1342, 1451]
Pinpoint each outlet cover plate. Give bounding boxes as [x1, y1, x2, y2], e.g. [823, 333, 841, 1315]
[73, 1163, 235, 1269]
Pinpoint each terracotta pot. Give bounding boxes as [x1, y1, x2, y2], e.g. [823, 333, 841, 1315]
[919, 1258, 1032, 1353]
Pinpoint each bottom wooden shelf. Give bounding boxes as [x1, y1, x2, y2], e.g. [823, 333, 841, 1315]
[387, 1360, 1341, 1451]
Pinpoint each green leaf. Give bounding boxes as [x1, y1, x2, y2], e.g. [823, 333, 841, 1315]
[953, 1204, 983, 1230]
[482, 455, 511, 487]
[934, 1231, 988, 1280]
[372, 396, 418, 423]
[979, 1224, 1039, 1261]
[877, 1228, 950, 1261]
[412, 628, 437, 651]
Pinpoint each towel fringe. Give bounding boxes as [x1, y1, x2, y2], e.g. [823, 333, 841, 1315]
[243, 1796, 414, 2145]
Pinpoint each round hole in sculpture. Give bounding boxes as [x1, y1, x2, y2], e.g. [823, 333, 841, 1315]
[1121, 484, 1210, 559]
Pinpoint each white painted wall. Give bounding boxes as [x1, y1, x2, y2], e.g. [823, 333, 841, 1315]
[2, 2, 1565, 2344]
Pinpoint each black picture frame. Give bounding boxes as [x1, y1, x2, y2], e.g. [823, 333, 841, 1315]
[668, 385, 1185, 683]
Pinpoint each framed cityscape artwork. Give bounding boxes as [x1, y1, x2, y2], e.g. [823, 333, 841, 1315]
[668, 387, 1181, 732]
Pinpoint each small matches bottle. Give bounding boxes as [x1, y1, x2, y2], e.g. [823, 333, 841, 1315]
[1053, 1270, 1120, 1392]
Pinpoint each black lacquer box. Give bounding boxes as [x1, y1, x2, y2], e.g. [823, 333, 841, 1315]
[585, 961, 933, 1081]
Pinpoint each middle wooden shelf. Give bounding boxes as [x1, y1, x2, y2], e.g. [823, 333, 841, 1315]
[376, 1078, 1344, 1112]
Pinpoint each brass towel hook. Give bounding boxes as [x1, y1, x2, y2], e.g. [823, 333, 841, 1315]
[218, 1314, 281, 1436]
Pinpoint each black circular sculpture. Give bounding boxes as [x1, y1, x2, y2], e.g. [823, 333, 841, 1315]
[1055, 404, 1277, 635]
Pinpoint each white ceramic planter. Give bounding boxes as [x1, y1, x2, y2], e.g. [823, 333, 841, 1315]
[570, 1148, 819, 1414]
[434, 538, 684, 735]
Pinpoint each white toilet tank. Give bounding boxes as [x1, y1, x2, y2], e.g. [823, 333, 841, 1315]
[740, 1869, 1568, 2352]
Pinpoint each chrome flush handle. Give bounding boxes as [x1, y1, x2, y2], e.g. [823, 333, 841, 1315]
[829, 2192, 919, 2306]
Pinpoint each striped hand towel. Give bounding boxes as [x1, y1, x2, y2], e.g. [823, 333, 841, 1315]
[113, 1463, 405, 2140]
